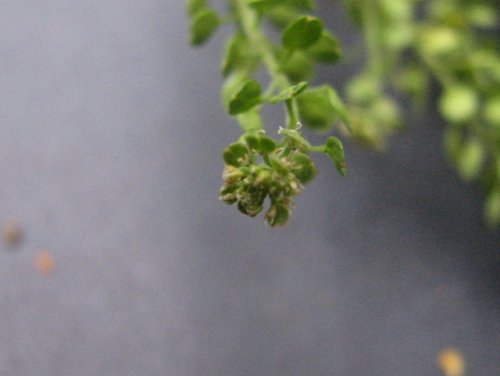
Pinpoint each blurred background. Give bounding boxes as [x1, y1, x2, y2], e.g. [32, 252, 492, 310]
[0, 1, 498, 375]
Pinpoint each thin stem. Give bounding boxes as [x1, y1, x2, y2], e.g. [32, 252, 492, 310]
[285, 100, 299, 130]
[235, 0, 280, 77]
[234, 0, 299, 131]
[361, 1, 385, 80]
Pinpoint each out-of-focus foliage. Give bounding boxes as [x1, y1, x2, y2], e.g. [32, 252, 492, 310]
[343, 0, 500, 227]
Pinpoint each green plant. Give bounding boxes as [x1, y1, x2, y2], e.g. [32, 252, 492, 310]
[186, 0, 500, 227]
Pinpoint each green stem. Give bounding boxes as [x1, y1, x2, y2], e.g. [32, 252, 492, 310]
[234, 0, 299, 131]
[235, 1, 281, 77]
[285, 100, 299, 130]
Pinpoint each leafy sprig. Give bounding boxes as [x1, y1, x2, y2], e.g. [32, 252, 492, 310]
[187, 0, 348, 226]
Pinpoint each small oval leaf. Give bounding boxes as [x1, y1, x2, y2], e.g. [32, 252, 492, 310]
[297, 85, 350, 131]
[229, 80, 262, 115]
[439, 85, 479, 124]
[258, 136, 277, 153]
[190, 9, 220, 46]
[265, 203, 290, 227]
[324, 136, 347, 176]
[222, 33, 259, 77]
[280, 51, 313, 82]
[306, 31, 342, 64]
[223, 143, 249, 166]
[187, 0, 207, 16]
[291, 153, 317, 184]
[282, 16, 323, 50]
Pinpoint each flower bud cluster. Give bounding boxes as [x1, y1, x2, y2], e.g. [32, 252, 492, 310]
[219, 135, 316, 227]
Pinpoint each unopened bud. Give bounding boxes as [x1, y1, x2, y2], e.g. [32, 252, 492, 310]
[265, 203, 290, 227]
[220, 193, 237, 204]
[223, 165, 244, 183]
[255, 169, 271, 185]
[237, 201, 263, 217]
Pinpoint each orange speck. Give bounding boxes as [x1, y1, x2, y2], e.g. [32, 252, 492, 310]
[437, 348, 466, 376]
[36, 250, 55, 276]
[3, 221, 22, 247]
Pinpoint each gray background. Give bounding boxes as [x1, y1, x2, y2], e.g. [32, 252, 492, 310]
[0, 1, 498, 375]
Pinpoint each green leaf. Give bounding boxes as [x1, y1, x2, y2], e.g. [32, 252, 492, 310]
[222, 72, 249, 110]
[326, 85, 351, 128]
[258, 136, 277, 153]
[245, 135, 276, 153]
[291, 153, 317, 184]
[467, 5, 498, 28]
[282, 16, 323, 50]
[270, 82, 308, 103]
[190, 9, 220, 46]
[222, 33, 259, 77]
[280, 51, 313, 82]
[346, 75, 382, 104]
[396, 65, 429, 100]
[186, 0, 207, 16]
[265, 203, 290, 227]
[370, 97, 400, 128]
[324, 136, 347, 176]
[229, 80, 262, 115]
[457, 137, 485, 181]
[297, 85, 348, 130]
[439, 85, 479, 124]
[382, 23, 414, 51]
[418, 26, 461, 58]
[379, 0, 412, 19]
[223, 143, 249, 167]
[244, 135, 260, 150]
[306, 31, 341, 64]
